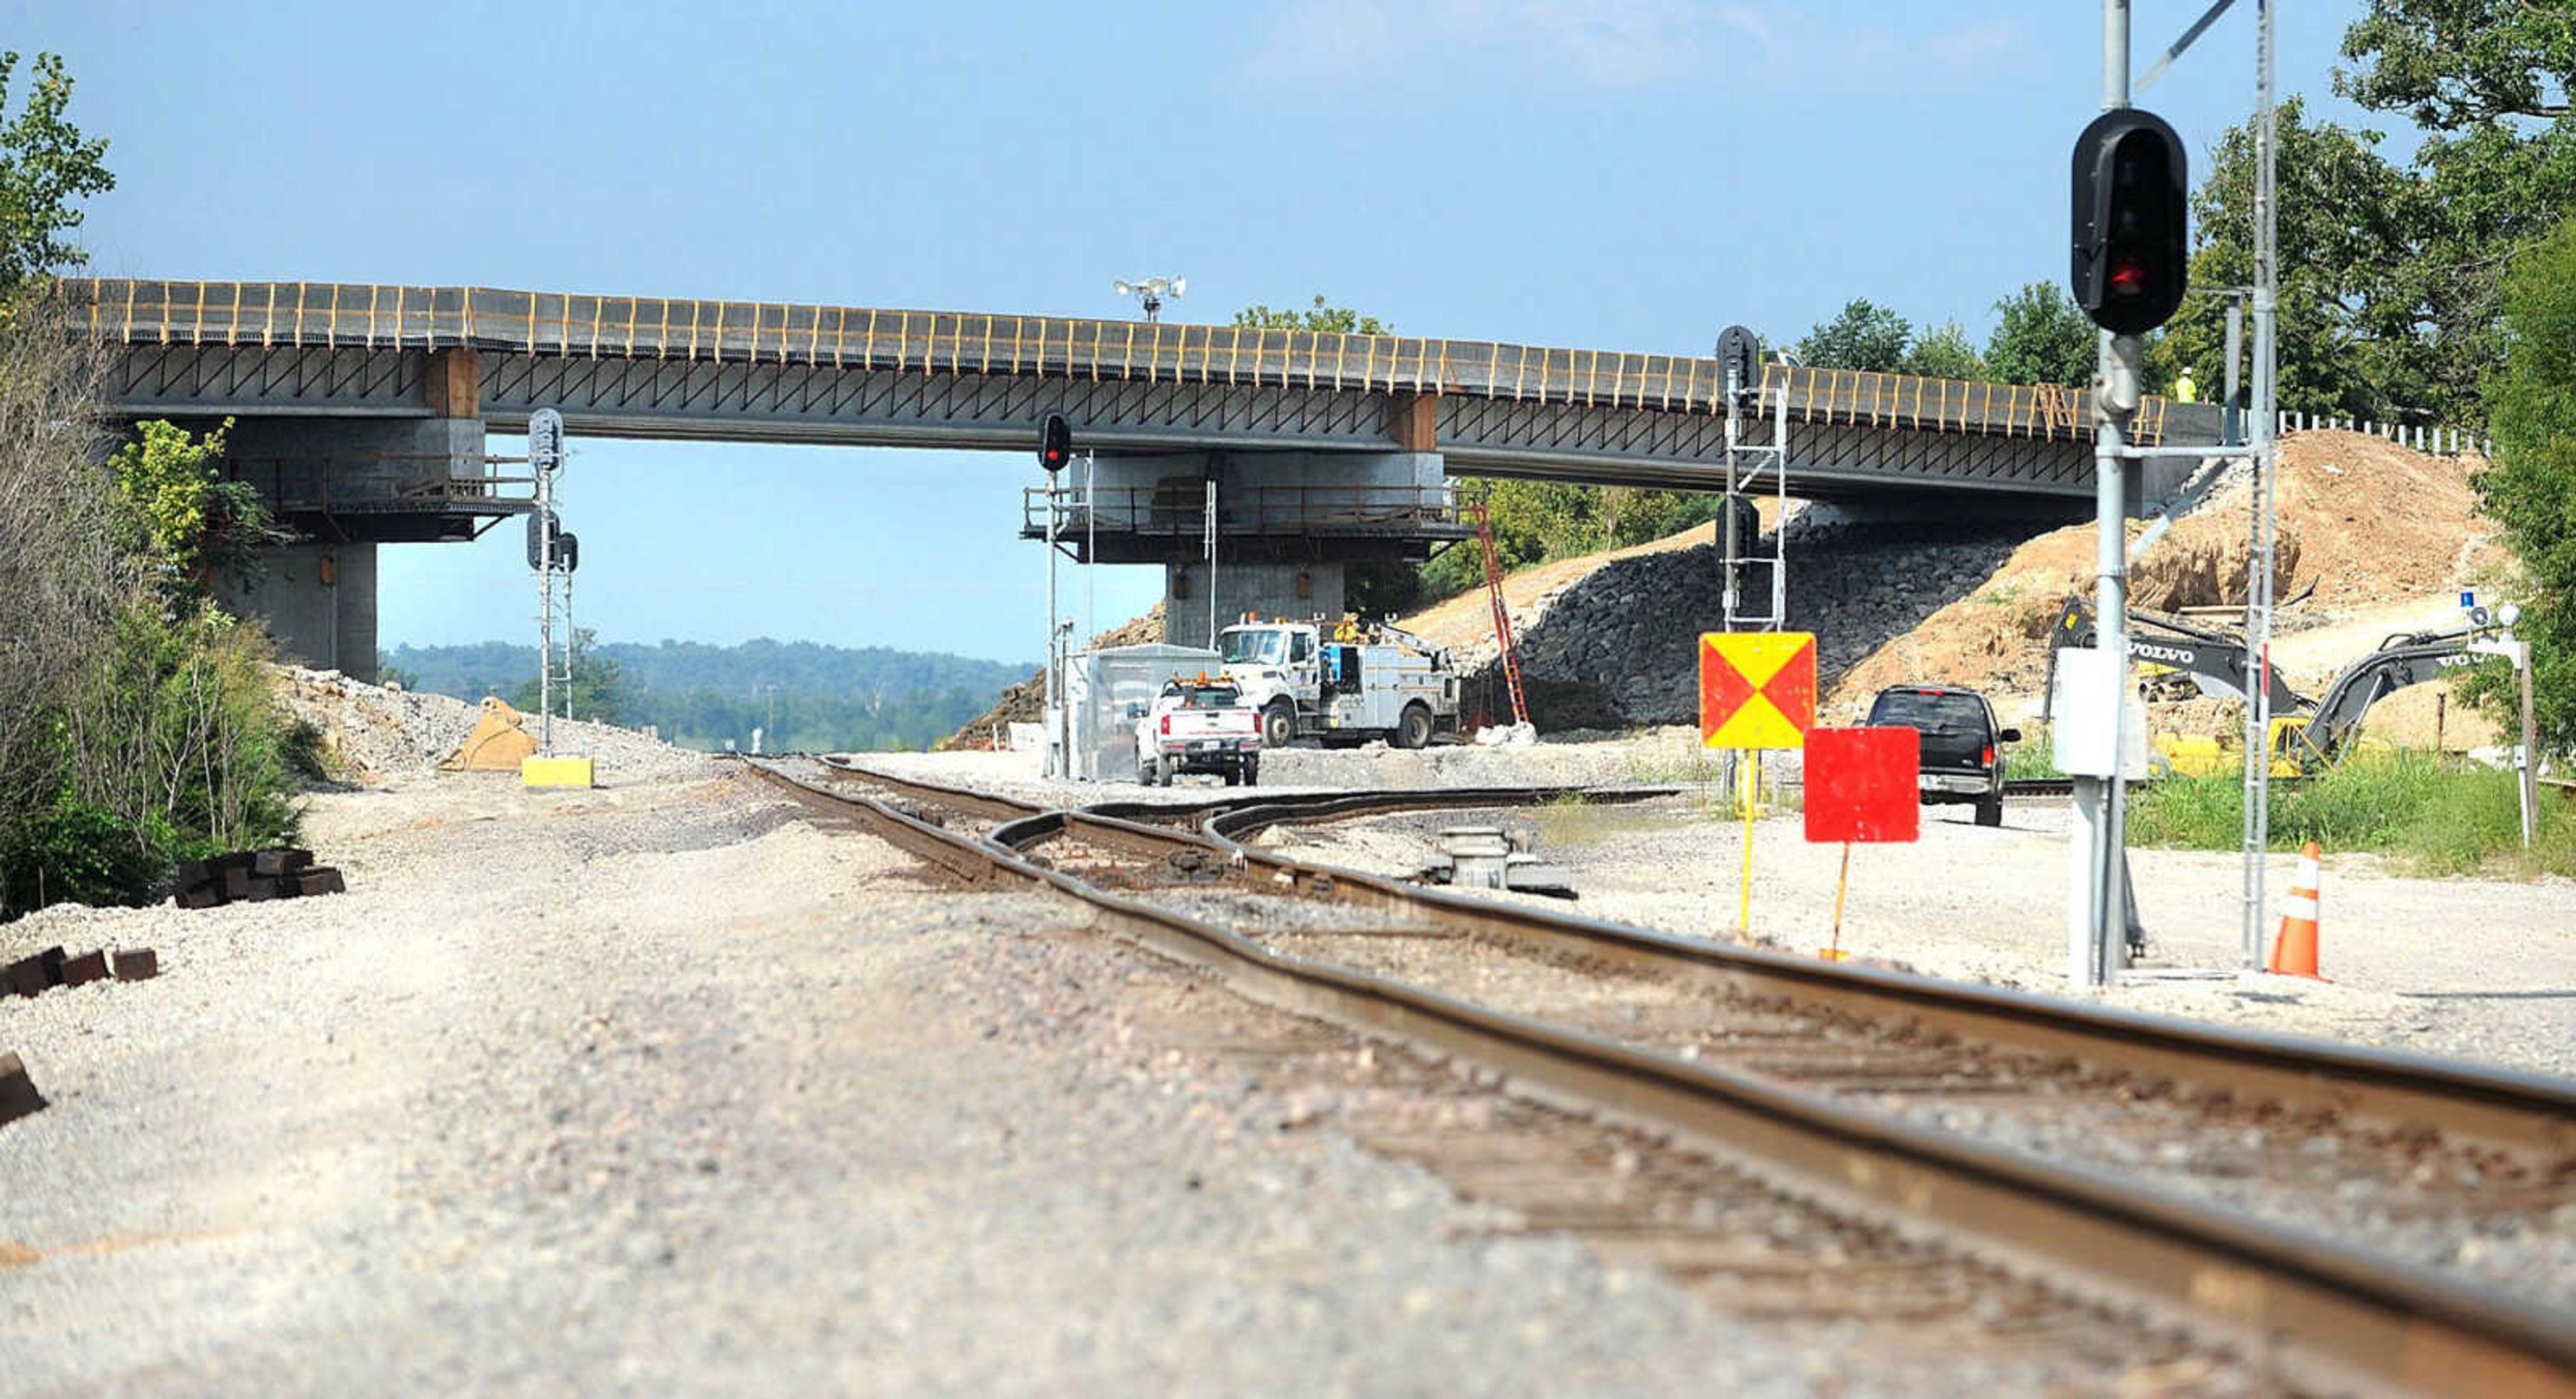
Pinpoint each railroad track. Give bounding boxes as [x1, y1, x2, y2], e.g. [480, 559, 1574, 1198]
[745, 756, 2576, 1394]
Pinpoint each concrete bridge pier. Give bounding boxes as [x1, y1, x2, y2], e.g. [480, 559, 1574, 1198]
[1027, 446, 1468, 649]
[216, 543, 378, 680]
[169, 348, 527, 681]
[1162, 561, 1347, 650]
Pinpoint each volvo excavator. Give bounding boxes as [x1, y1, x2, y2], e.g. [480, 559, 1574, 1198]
[2045, 596, 2496, 775]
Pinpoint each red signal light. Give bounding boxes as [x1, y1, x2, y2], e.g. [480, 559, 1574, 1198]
[1038, 412, 1073, 473]
[2109, 257, 2147, 296]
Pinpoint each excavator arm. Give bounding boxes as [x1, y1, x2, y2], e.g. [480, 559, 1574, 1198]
[2283, 628, 2488, 765]
[2046, 595, 2310, 714]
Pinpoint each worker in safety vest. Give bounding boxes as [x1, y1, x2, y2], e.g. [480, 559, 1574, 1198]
[2174, 369, 2198, 403]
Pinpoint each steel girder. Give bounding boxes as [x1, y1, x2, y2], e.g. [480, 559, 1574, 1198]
[106, 343, 2107, 500]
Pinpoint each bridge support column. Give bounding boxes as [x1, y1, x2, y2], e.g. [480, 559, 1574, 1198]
[217, 543, 378, 681]
[1163, 562, 1345, 649]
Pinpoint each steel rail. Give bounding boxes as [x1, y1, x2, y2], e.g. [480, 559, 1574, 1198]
[826, 757, 2576, 1158]
[749, 758, 2576, 1394]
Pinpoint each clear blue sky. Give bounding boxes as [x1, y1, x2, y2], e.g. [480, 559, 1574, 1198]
[27, 1, 2383, 665]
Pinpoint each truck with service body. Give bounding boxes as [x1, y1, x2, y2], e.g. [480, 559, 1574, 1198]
[1216, 617, 1460, 750]
[1132, 679, 1263, 787]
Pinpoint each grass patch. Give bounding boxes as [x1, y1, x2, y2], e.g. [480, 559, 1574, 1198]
[2004, 726, 2064, 781]
[2129, 752, 2576, 877]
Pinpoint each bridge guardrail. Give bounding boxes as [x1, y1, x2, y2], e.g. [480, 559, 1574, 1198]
[74, 278, 2182, 447]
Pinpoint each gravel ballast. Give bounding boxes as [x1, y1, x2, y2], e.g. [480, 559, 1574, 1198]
[1, 764, 1857, 1393]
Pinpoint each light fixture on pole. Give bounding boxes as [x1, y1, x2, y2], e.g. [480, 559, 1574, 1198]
[1113, 276, 1186, 323]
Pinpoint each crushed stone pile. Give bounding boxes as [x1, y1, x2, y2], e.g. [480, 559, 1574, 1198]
[937, 605, 1166, 751]
[276, 667, 711, 784]
[1445, 520, 2033, 730]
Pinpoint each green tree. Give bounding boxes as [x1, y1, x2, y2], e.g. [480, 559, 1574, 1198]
[0, 52, 113, 294]
[1232, 295, 1389, 335]
[508, 627, 635, 725]
[2153, 97, 2432, 423]
[1903, 319, 1988, 380]
[106, 418, 288, 603]
[2475, 214, 2576, 750]
[1984, 282, 2098, 387]
[2338, 3, 2576, 422]
[1794, 298, 1912, 372]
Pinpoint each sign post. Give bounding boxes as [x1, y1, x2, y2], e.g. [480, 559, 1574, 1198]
[1699, 632, 1817, 936]
[1803, 726, 1922, 961]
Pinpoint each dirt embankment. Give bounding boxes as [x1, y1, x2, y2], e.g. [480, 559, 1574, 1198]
[1827, 431, 2497, 719]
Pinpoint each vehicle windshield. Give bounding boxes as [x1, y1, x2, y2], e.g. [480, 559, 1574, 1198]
[1218, 628, 1287, 666]
[1867, 690, 1988, 733]
[1176, 686, 1240, 709]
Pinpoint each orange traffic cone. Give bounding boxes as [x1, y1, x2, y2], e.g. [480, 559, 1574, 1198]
[2266, 841, 2325, 978]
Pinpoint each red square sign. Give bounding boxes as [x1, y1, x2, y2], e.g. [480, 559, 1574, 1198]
[1804, 726, 1921, 844]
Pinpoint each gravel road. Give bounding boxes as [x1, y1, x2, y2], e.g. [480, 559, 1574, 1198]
[1, 763, 1868, 1394]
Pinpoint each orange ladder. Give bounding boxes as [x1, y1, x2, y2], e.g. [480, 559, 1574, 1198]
[1470, 498, 1530, 727]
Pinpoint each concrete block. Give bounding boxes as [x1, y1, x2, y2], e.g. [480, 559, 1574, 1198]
[297, 868, 346, 897]
[521, 756, 596, 789]
[111, 949, 158, 982]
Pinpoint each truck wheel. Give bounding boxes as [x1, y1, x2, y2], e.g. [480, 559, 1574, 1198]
[1976, 794, 2004, 827]
[1242, 757, 1259, 786]
[1140, 758, 1159, 788]
[1395, 704, 1433, 750]
[1262, 701, 1297, 750]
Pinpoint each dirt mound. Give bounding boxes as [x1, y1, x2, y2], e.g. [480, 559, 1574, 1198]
[1828, 431, 2491, 714]
[936, 605, 1167, 751]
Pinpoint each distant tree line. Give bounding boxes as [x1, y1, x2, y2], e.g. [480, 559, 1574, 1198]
[382, 636, 1027, 753]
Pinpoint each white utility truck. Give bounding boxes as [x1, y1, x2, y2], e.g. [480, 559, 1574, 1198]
[1132, 679, 1263, 787]
[1218, 616, 1460, 750]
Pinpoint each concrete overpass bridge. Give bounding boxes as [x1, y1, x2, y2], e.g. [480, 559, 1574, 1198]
[76, 278, 2220, 671]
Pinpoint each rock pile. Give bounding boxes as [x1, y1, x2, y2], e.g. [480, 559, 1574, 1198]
[278, 667, 710, 784]
[1462, 522, 2035, 730]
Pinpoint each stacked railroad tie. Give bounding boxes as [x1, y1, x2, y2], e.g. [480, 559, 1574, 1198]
[171, 848, 346, 908]
[5, 943, 157, 1000]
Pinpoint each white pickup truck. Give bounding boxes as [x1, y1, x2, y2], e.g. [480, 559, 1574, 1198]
[1132, 681, 1263, 787]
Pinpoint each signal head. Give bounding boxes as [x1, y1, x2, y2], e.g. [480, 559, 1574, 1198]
[2070, 108, 2189, 335]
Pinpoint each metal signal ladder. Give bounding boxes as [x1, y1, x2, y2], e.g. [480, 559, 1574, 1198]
[1470, 497, 1531, 726]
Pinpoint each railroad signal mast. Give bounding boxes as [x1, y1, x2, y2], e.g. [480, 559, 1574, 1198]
[2061, 7, 2194, 988]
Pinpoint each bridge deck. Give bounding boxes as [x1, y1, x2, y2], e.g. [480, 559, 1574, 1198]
[78, 279, 2185, 443]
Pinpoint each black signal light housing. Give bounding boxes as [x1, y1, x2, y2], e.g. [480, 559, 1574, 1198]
[2070, 108, 2189, 336]
[1038, 412, 1073, 472]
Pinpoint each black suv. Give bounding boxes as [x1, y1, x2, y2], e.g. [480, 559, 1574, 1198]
[1864, 685, 2021, 827]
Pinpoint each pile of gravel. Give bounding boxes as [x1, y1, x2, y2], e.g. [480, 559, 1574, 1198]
[275, 667, 712, 785]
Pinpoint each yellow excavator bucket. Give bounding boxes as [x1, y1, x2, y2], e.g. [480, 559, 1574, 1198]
[441, 697, 539, 772]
